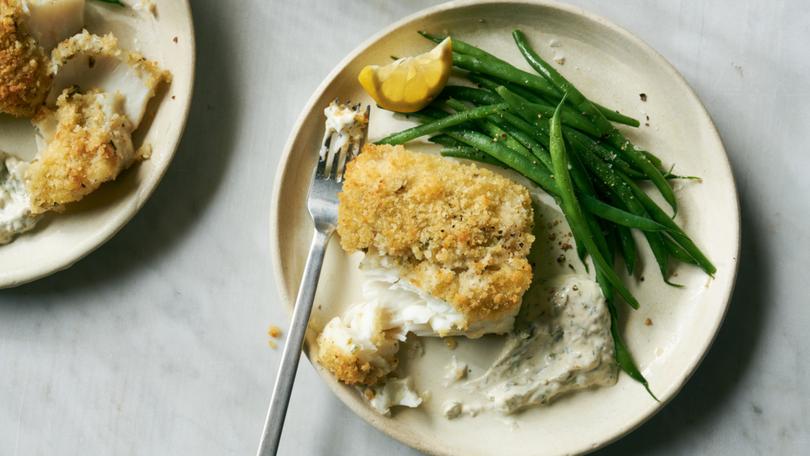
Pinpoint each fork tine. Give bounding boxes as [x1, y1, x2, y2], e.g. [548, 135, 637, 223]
[316, 134, 332, 177]
[337, 141, 360, 183]
[332, 139, 350, 181]
[360, 105, 371, 148]
[324, 132, 341, 179]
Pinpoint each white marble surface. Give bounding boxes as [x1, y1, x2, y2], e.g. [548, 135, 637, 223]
[1, 0, 808, 454]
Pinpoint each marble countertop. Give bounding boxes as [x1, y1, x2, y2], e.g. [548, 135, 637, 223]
[1, 0, 808, 454]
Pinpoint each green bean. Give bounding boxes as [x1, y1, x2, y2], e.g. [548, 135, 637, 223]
[649, 231, 682, 287]
[496, 111, 550, 147]
[565, 129, 646, 179]
[598, 108, 642, 128]
[497, 88, 601, 137]
[377, 103, 508, 145]
[513, 29, 677, 213]
[549, 96, 640, 309]
[609, 303, 658, 400]
[428, 134, 462, 148]
[443, 86, 502, 105]
[411, 106, 449, 121]
[556, 145, 598, 269]
[568, 147, 601, 270]
[444, 130, 559, 195]
[439, 90, 553, 168]
[440, 146, 506, 167]
[487, 117, 553, 169]
[601, 192, 637, 276]
[619, 174, 716, 275]
[443, 99, 534, 161]
[661, 234, 700, 266]
[586, 214, 611, 270]
[567, 139, 601, 205]
[580, 195, 670, 232]
[496, 86, 552, 134]
[452, 53, 561, 99]
[446, 87, 550, 151]
[603, 222, 620, 266]
[481, 119, 535, 160]
[587, 214, 656, 397]
[616, 224, 637, 275]
[468, 73, 547, 104]
[442, 88, 550, 150]
[643, 150, 665, 171]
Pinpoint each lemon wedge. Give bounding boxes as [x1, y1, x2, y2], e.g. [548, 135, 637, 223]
[358, 38, 452, 113]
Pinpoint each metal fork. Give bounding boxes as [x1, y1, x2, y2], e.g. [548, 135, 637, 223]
[256, 101, 369, 456]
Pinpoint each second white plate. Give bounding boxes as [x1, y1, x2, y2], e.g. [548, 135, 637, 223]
[0, 0, 195, 288]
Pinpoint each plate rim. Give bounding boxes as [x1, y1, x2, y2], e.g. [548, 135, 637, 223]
[0, 0, 197, 288]
[269, 1, 741, 454]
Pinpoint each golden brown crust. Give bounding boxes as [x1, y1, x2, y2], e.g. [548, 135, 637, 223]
[0, 0, 51, 117]
[316, 308, 400, 385]
[337, 144, 535, 323]
[317, 342, 398, 386]
[25, 88, 137, 214]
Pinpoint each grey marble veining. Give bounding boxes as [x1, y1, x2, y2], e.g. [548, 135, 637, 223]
[1, 0, 808, 455]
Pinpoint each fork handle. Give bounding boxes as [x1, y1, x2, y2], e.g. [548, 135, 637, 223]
[257, 228, 332, 456]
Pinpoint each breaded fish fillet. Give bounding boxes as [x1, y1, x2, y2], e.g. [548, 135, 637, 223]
[25, 88, 139, 214]
[337, 144, 535, 325]
[0, 0, 50, 117]
[319, 145, 535, 386]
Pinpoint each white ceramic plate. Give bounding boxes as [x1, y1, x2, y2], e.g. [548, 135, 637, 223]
[0, 0, 195, 288]
[270, 1, 740, 455]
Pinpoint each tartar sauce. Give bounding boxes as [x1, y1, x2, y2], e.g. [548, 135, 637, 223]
[455, 275, 617, 416]
[0, 153, 38, 244]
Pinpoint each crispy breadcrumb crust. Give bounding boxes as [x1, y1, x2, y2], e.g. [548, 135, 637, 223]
[49, 29, 120, 72]
[316, 309, 399, 385]
[0, 0, 50, 117]
[317, 339, 398, 386]
[25, 88, 140, 214]
[337, 145, 535, 324]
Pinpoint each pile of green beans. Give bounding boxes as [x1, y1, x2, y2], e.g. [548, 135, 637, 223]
[374, 30, 716, 398]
